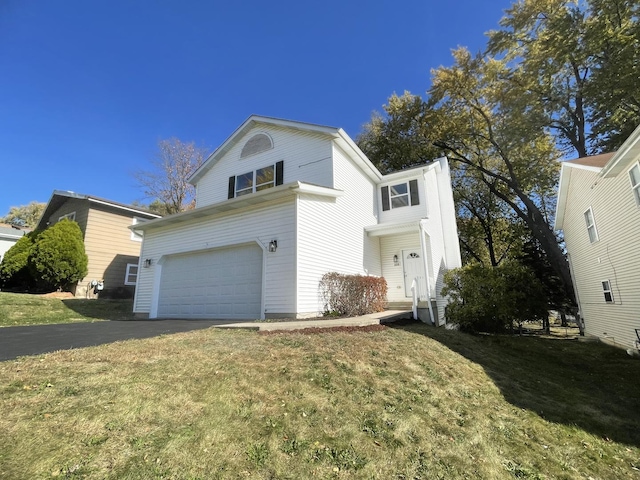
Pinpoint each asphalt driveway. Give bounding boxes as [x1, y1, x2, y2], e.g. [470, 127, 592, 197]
[0, 319, 256, 362]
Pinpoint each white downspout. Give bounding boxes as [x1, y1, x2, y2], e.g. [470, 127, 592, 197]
[419, 220, 435, 325]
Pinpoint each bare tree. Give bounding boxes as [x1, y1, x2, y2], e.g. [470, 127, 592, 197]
[134, 138, 209, 214]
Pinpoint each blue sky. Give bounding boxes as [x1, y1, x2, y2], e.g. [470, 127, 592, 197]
[0, 0, 515, 213]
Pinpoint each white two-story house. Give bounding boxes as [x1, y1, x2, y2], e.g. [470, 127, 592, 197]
[133, 116, 461, 323]
[555, 123, 640, 350]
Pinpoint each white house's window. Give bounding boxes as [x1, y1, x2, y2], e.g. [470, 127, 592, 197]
[124, 263, 139, 285]
[584, 207, 598, 243]
[390, 183, 409, 208]
[601, 280, 614, 303]
[59, 212, 76, 222]
[381, 179, 420, 211]
[235, 171, 254, 196]
[240, 133, 273, 158]
[229, 161, 283, 199]
[131, 217, 144, 241]
[629, 163, 640, 206]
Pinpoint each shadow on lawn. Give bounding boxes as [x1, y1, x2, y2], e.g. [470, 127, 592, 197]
[388, 320, 640, 448]
[62, 299, 136, 321]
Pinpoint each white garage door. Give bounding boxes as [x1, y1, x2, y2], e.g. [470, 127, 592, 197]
[157, 244, 263, 319]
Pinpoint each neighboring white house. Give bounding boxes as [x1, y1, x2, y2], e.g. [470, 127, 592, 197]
[555, 123, 640, 350]
[133, 116, 461, 324]
[0, 224, 30, 263]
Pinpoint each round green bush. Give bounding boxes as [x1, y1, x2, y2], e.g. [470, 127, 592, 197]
[28, 219, 88, 291]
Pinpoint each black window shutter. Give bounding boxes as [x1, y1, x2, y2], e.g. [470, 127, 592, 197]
[409, 179, 419, 206]
[381, 186, 390, 211]
[228, 176, 236, 199]
[275, 161, 284, 186]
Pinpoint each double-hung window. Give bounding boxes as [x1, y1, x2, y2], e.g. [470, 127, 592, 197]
[601, 280, 614, 303]
[124, 263, 139, 286]
[228, 161, 283, 199]
[584, 207, 598, 243]
[381, 179, 420, 211]
[629, 163, 640, 206]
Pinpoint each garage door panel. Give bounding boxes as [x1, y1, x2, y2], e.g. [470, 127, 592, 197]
[157, 244, 262, 320]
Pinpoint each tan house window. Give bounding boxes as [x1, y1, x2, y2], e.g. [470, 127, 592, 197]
[584, 207, 598, 243]
[629, 163, 640, 206]
[125, 264, 139, 285]
[59, 212, 76, 222]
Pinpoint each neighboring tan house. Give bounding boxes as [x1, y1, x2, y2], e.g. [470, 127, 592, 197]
[555, 123, 640, 350]
[0, 223, 30, 263]
[133, 115, 461, 322]
[37, 191, 161, 298]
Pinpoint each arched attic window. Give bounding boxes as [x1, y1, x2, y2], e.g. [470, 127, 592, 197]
[240, 133, 273, 158]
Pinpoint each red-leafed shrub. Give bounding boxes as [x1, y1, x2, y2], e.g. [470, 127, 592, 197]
[319, 272, 387, 317]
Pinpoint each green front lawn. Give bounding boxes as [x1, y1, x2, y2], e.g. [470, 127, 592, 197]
[0, 292, 135, 326]
[1, 322, 639, 479]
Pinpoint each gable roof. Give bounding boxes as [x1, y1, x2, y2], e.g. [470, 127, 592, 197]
[564, 152, 615, 169]
[188, 115, 385, 185]
[37, 190, 161, 230]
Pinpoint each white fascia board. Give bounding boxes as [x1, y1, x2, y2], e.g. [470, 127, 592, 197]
[132, 181, 342, 232]
[600, 123, 640, 178]
[189, 115, 342, 185]
[333, 130, 383, 183]
[554, 163, 571, 230]
[365, 221, 420, 237]
[87, 198, 161, 218]
[380, 157, 445, 183]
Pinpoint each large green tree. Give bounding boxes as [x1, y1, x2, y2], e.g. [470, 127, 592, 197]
[487, 0, 640, 156]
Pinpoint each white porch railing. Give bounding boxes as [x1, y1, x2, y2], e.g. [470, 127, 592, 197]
[411, 276, 435, 324]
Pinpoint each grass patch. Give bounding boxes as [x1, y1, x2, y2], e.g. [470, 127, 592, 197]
[0, 292, 135, 326]
[0, 323, 639, 478]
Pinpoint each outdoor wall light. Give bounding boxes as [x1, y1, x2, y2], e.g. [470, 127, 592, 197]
[393, 254, 399, 266]
[268, 240, 278, 253]
[144, 258, 153, 267]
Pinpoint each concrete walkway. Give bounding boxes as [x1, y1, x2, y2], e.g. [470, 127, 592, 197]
[221, 310, 412, 331]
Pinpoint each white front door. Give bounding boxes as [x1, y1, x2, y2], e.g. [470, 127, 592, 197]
[402, 249, 426, 298]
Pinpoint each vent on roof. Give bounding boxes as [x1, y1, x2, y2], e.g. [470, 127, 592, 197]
[241, 133, 273, 158]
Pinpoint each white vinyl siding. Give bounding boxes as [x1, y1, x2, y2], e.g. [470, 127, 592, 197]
[196, 125, 333, 207]
[560, 164, 640, 349]
[295, 144, 381, 315]
[134, 200, 296, 318]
